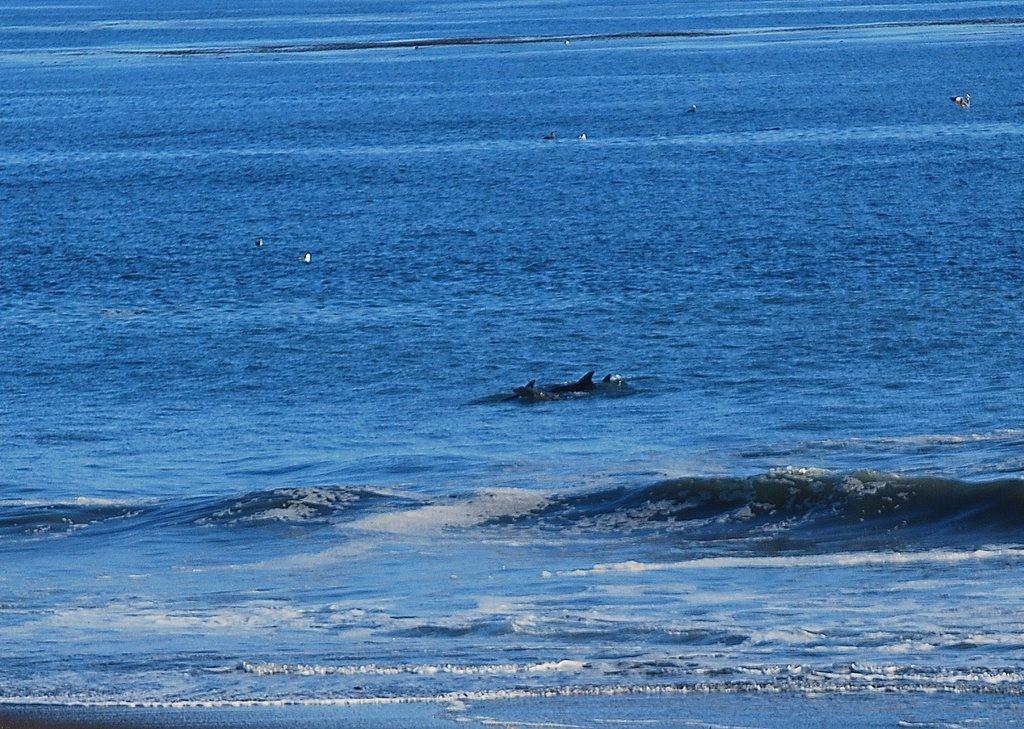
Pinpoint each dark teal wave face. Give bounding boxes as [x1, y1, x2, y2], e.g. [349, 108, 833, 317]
[2, 0, 1024, 711]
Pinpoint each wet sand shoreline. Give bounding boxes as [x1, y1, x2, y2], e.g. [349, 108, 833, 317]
[4, 692, 1023, 729]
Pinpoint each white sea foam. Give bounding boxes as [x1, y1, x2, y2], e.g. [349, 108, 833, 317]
[231, 542, 374, 571]
[746, 628, 824, 646]
[5, 668, 1024, 709]
[544, 547, 1024, 578]
[0, 685, 690, 709]
[236, 660, 586, 677]
[818, 429, 1024, 450]
[45, 603, 313, 632]
[746, 429, 1024, 458]
[0, 496, 154, 508]
[352, 488, 549, 534]
[201, 487, 363, 525]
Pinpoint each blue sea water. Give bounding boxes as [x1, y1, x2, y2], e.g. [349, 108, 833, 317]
[2, 0, 1024, 720]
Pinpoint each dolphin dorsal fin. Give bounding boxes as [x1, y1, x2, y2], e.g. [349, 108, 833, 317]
[579, 371, 595, 385]
[603, 374, 612, 383]
[526, 380, 536, 389]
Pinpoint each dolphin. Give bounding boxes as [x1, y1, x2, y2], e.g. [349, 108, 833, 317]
[486, 371, 631, 405]
[599, 373, 631, 391]
[547, 371, 596, 394]
[951, 94, 971, 109]
[507, 379, 557, 402]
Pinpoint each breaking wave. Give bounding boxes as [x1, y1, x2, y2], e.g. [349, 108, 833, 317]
[0, 486, 415, 541]
[2, 469, 1022, 548]
[0, 497, 152, 538]
[522, 469, 1024, 546]
[192, 486, 409, 526]
[5, 661, 1024, 708]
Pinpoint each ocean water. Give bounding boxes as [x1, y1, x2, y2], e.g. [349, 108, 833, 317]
[2, 0, 1024, 723]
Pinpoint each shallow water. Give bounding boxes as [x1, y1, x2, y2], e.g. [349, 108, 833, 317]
[1, 0, 1024, 717]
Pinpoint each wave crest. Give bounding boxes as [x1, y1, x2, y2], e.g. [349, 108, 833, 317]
[0, 486, 412, 541]
[527, 469, 1024, 544]
[195, 486, 403, 526]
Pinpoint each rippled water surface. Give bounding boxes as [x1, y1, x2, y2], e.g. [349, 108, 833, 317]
[1, 0, 1024, 719]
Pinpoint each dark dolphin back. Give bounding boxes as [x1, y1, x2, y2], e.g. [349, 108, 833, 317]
[547, 370, 596, 394]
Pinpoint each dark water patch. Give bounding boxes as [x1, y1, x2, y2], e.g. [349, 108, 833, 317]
[30, 429, 117, 445]
[389, 617, 515, 639]
[224, 460, 334, 479]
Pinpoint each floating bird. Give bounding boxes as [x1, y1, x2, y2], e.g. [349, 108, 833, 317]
[577, 133, 587, 141]
[255, 237, 264, 248]
[301, 252, 312, 264]
[564, 40, 570, 45]
[687, 104, 698, 113]
[951, 94, 971, 109]
[543, 131, 556, 141]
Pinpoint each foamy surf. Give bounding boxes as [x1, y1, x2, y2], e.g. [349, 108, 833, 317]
[350, 488, 550, 534]
[5, 664, 1024, 709]
[546, 547, 1024, 578]
[233, 659, 587, 677]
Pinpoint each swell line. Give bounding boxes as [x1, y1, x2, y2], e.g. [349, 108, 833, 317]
[104, 17, 1024, 57]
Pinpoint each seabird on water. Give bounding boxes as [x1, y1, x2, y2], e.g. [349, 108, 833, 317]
[301, 252, 312, 264]
[255, 237, 265, 247]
